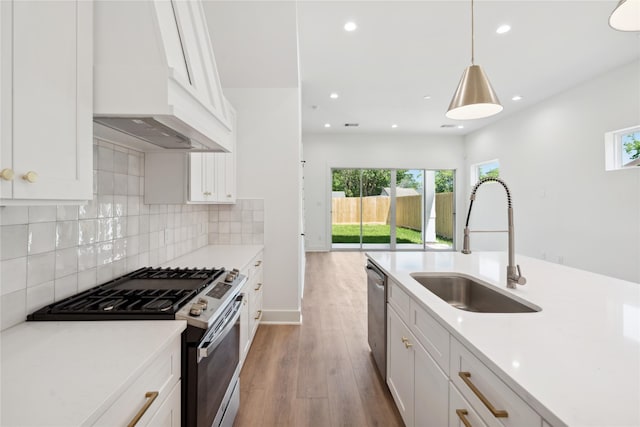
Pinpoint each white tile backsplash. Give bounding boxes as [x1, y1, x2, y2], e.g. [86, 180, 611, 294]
[27, 251, 55, 288]
[0, 140, 211, 331]
[208, 199, 264, 247]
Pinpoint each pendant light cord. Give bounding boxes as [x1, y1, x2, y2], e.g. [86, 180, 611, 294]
[471, 0, 475, 65]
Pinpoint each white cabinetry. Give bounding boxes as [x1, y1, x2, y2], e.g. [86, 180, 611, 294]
[1, 0, 93, 204]
[94, 334, 182, 426]
[145, 105, 236, 205]
[383, 271, 547, 427]
[387, 284, 449, 427]
[239, 250, 264, 368]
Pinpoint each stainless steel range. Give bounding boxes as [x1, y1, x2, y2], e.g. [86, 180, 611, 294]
[27, 266, 247, 427]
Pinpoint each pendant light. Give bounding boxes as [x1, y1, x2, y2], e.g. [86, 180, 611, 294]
[446, 0, 503, 120]
[609, 0, 640, 32]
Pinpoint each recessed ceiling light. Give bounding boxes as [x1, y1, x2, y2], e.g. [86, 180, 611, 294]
[423, 95, 432, 100]
[457, 125, 464, 129]
[324, 123, 331, 128]
[496, 24, 511, 34]
[512, 95, 523, 101]
[391, 124, 398, 128]
[344, 21, 357, 32]
[330, 92, 339, 99]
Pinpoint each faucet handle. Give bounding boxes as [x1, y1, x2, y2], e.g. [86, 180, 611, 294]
[516, 265, 527, 285]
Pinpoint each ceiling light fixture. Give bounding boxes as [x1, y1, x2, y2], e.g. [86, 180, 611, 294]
[391, 124, 398, 128]
[330, 92, 339, 99]
[609, 0, 640, 31]
[496, 24, 511, 34]
[512, 95, 523, 101]
[457, 125, 465, 129]
[344, 21, 357, 32]
[423, 95, 432, 100]
[446, 0, 503, 120]
[324, 123, 331, 128]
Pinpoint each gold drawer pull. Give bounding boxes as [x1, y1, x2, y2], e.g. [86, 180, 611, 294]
[400, 336, 413, 348]
[254, 283, 262, 291]
[459, 372, 508, 418]
[127, 391, 159, 427]
[456, 409, 472, 427]
[254, 310, 262, 320]
[254, 260, 262, 267]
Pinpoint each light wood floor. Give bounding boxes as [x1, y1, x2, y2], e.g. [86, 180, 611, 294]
[233, 252, 404, 427]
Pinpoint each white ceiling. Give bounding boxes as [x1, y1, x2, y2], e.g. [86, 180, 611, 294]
[205, 1, 640, 135]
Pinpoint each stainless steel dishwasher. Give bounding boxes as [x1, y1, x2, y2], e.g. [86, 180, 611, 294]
[366, 260, 387, 380]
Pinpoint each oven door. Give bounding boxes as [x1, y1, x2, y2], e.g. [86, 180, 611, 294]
[185, 294, 242, 427]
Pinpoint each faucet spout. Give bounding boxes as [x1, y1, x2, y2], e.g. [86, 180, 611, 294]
[462, 177, 526, 289]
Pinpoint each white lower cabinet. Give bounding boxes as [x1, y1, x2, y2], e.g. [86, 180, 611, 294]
[387, 305, 448, 427]
[239, 250, 264, 368]
[93, 335, 181, 426]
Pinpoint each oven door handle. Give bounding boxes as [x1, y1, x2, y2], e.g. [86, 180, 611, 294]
[197, 296, 243, 362]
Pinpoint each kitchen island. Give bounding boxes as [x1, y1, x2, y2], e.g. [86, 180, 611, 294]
[367, 251, 640, 427]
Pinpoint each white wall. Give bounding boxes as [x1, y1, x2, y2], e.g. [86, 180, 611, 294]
[464, 61, 640, 283]
[303, 133, 466, 251]
[225, 88, 302, 323]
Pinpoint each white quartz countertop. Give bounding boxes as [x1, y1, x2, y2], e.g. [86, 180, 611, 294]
[161, 244, 263, 270]
[1, 320, 186, 426]
[367, 251, 640, 427]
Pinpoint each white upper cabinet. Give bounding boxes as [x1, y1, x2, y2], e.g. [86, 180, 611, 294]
[94, 0, 233, 152]
[1, 0, 93, 204]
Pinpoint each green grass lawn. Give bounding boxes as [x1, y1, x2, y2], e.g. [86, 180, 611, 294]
[332, 224, 423, 244]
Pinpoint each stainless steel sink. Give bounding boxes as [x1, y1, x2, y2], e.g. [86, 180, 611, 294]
[410, 274, 540, 313]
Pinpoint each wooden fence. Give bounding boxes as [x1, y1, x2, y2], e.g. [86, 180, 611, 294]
[332, 192, 454, 238]
[435, 192, 454, 239]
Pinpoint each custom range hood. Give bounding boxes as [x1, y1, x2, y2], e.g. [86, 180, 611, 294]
[93, 0, 232, 152]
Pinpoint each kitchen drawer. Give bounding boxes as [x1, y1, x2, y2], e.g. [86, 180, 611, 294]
[93, 335, 181, 426]
[247, 251, 263, 281]
[387, 278, 411, 323]
[147, 380, 181, 427]
[449, 382, 489, 427]
[410, 299, 450, 375]
[450, 338, 541, 427]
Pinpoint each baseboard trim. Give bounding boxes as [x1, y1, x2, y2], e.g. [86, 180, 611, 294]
[260, 309, 302, 325]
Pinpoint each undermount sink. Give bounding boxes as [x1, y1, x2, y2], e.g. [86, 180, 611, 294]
[410, 274, 541, 313]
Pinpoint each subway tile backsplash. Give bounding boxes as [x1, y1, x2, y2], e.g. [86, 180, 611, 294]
[0, 141, 265, 331]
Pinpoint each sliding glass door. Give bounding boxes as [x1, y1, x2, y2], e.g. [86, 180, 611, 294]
[331, 168, 455, 251]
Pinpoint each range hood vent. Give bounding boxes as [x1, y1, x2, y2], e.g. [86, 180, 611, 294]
[94, 118, 193, 149]
[93, 0, 232, 152]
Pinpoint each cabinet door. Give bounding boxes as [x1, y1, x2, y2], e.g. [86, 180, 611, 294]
[387, 306, 415, 427]
[415, 339, 449, 427]
[239, 291, 250, 366]
[1, 1, 12, 199]
[215, 152, 236, 203]
[146, 380, 181, 427]
[9, 0, 92, 201]
[189, 153, 217, 202]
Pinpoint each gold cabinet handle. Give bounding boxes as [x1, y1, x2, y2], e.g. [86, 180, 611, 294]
[0, 168, 14, 181]
[254, 282, 262, 291]
[22, 171, 38, 183]
[401, 336, 413, 348]
[254, 310, 262, 320]
[127, 391, 159, 427]
[459, 372, 508, 418]
[254, 260, 262, 267]
[456, 409, 472, 427]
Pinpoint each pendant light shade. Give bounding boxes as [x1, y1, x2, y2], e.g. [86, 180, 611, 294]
[446, 0, 503, 120]
[609, 0, 640, 31]
[446, 65, 503, 120]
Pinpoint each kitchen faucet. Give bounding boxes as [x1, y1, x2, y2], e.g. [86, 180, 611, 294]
[462, 177, 526, 289]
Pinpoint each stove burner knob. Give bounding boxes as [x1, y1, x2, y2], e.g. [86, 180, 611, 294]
[189, 303, 204, 317]
[225, 273, 235, 283]
[197, 298, 208, 310]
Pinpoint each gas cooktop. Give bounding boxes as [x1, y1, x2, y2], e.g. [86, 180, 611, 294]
[27, 267, 225, 321]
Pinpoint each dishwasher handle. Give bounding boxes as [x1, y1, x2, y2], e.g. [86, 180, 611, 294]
[366, 263, 386, 288]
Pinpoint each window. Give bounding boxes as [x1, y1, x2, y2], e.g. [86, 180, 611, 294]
[605, 126, 640, 171]
[471, 159, 499, 184]
[330, 168, 455, 251]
